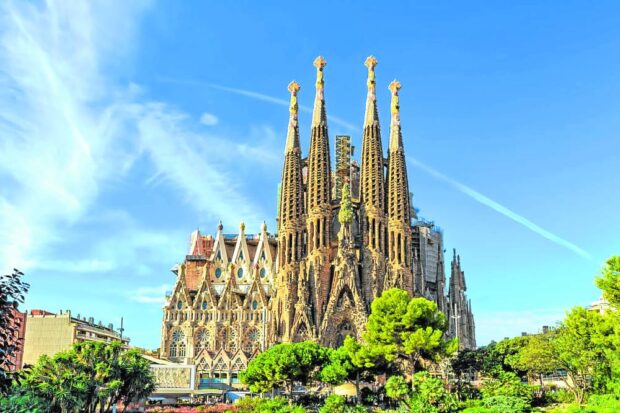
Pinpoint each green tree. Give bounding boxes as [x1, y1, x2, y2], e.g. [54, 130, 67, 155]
[593, 256, 620, 395]
[595, 256, 620, 308]
[553, 306, 608, 404]
[0, 268, 29, 391]
[320, 336, 382, 402]
[241, 341, 330, 399]
[451, 349, 481, 381]
[23, 352, 88, 413]
[364, 288, 456, 391]
[385, 372, 458, 413]
[21, 341, 155, 413]
[493, 336, 530, 378]
[115, 348, 156, 412]
[512, 332, 559, 391]
[385, 375, 411, 407]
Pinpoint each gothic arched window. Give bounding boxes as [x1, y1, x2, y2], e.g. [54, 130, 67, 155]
[170, 330, 186, 358]
[195, 330, 211, 355]
[229, 329, 239, 352]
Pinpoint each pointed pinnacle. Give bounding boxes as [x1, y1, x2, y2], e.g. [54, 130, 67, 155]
[389, 80, 402, 152]
[312, 57, 327, 127]
[364, 56, 379, 126]
[285, 81, 301, 152]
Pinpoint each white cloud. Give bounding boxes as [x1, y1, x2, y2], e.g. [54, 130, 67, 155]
[0, 1, 267, 271]
[31, 259, 116, 273]
[0, 0, 144, 270]
[130, 284, 172, 304]
[199, 112, 218, 126]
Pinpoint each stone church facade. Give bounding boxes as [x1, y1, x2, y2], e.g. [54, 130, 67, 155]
[159, 57, 475, 386]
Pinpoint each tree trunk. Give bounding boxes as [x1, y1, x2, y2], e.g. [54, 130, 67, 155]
[411, 355, 417, 393]
[288, 379, 294, 405]
[539, 373, 545, 395]
[355, 370, 360, 404]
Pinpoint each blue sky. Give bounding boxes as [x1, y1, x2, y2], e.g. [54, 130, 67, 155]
[1, 0, 619, 349]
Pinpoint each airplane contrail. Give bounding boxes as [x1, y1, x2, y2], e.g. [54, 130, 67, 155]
[158, 76, 591, 260]
[156, 77, 359, 132]
[407, 156, 592, 260]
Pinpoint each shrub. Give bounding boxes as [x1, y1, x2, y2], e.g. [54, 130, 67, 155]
[318, 394, 367, 413]
[236, 396, 304, 413]
[586, 394, 620, 413]
[547, 388, 576, 404]
[481, 371, 533, 405]
[461, 408, 497, 413]
[409, 372, 459, 413]
[482, 395, 529, 413]
[320, 394, 346, 413]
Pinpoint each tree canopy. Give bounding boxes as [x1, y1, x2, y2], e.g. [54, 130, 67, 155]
[596, 256, 620, 308]
[0, 268, 29, 389]
[364, 288, 457, 390]
[241, 341, 330, 397]
[18, 341, 155, 413]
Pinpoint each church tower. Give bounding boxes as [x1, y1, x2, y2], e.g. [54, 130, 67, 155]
[447, 249, 477, 349]
[305, 56, 333, 327]
[272, 81, 305, 343]
[359, 56, 387, 304]
[386, 80, 414, 295]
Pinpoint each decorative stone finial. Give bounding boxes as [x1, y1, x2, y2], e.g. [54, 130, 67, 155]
[313, 56, 327, 90]
[389, 79, 401, 95]
[240, 221, 246, 232]
[261, 221, 267, 232]
[388, 80, 403, 152]
[364, 56, 379, 126]
[217, 220, 223, 231]
[314, 55, 327, 69]
[365, 55, 378, 91]
[288, 81, 300, 116]
[389, 79, 401, 116]
[285, 81, 301, 152]
[312, 57, 327, 127]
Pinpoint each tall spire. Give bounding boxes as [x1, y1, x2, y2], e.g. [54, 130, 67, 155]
[387, 79, 410, 225]
[285, 81, 301, 153]
[364, 55, 379, 127]
[386, 79, 413, 293]
[312, 56, 327, 127]
[359, 55, 386, 219]
[359, 55, 387, 303]
[307, 56, 332, 253]
[274, 80, 306, 343]
[278, 80, 304, 240]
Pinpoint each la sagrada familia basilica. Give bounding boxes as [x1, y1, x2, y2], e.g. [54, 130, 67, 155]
[159, 56, 476, 386]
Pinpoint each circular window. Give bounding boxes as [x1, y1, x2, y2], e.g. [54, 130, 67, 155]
[259, 268, 266, 278]
[215, 268, 222, 278]
[201, 301, 208, 310]
[237, 268, 244, 278]
[252, 300, 258, 310]
[177, 301, 182, 310]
